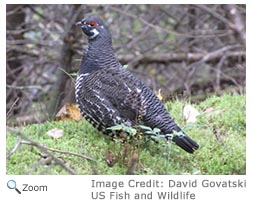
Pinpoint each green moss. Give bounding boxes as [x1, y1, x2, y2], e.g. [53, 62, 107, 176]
[6, 94, 246, 175]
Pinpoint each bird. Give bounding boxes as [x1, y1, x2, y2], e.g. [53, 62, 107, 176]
[75, 16, 199, 154]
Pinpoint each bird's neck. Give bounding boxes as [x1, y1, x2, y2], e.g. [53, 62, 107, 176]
[79, 38, 121, 75]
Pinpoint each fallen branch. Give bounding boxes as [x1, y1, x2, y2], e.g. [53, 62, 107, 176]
[7, 127, 95, 174]
[187, 44, 244, 79]
[20, 141, 95, 161]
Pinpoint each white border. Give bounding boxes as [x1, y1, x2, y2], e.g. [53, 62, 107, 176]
[1, 1, 251, 205]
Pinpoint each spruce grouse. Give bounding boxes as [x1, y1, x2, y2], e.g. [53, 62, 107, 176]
[75, 16, 199, 153]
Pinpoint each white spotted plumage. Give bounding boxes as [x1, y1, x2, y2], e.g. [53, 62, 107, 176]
[75, 16, 199, 153]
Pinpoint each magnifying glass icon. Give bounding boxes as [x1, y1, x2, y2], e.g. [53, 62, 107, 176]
[7, 180, 21, 194]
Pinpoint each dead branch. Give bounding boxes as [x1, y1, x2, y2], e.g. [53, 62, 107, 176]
[109, 5, 233, 38]
[117, 50, 245, 66]
[6, 84, 43, 90]
[20, 141, 95, 161]
[224, 4, 246, 45]
[7, 127, 78, 174]
[6, 97, 20, 118]
[187, 44, 244, 79]
[193, 5, 235, 29]
[6, 5, 245, 120]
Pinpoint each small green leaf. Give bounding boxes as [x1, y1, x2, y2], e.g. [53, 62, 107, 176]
[145, 131, 155, 135]
[125, 127, 137, 136]
[70, 72, 78, 77]
[153, 128, 161, 134]
[167, 34, 175, 41]
[139, 125, 152, 131]
[107, 124, 124, 131]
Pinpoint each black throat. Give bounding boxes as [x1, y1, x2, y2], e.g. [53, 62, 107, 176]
[79, 34, 121, 75]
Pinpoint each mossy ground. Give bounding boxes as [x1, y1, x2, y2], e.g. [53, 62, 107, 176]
[6, 94, 246, 175]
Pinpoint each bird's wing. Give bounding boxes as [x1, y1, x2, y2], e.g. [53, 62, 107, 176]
[78, 68, 199, 153]
[77, 68, 145, 130]
[95, 68, 146, 124]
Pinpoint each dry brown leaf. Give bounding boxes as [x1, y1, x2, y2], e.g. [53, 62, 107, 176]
[46, 128, 64, 138]
[56, 103, 83, 121]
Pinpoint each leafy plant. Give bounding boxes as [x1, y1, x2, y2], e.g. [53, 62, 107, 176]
[6, 94, 246, 175]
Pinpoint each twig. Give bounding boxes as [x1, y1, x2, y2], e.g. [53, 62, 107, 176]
[193, 5, 235, 30]
[6, 97, 20, 118]
[116, 50, 245, 66]
[224, 4, 245, 45]
[20, 141, 95, 162]
[7, 127, 78, 175]
[6, 5, 24, 16]
[6, 137, 22, 159]
[212, 125, 232, 156]
[26, 5, 48, 20]
[109, 6, 233, 39]
[57, 67, 76, 84]
[6, 84, 43, 90]
[187, 44, 243, 79]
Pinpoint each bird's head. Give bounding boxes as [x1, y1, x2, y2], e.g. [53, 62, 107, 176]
[76, 16, 110, 40]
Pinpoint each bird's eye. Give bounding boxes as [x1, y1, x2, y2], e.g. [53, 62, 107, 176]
[87, 21, 98, 27]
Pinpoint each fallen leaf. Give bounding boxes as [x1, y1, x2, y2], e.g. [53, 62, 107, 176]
[183, 104, 200, 123]
[155, 89, 163, 101]
[204, 107, 214, 113]
[46, 128, 64, 139]
[204, 107, 222, 116]
[56, 103, 83, 121]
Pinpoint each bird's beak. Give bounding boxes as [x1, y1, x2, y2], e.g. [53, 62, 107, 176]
[75, 21, 83, 26]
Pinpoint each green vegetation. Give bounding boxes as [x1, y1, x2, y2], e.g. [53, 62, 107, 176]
[6, 94, 246, 175]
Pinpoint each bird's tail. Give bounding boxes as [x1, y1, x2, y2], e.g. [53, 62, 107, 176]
[172, 133, 199, 154]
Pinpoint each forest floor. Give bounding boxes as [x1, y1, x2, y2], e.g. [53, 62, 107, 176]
[6, 94, 246, 175]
